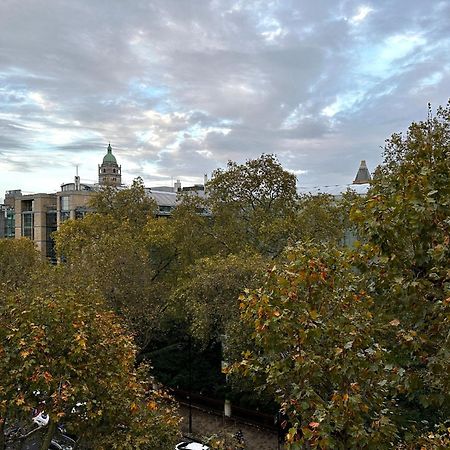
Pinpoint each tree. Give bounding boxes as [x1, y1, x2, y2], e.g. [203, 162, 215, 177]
[233, 243, 396, 448]
[233, 103, 450, 448]
[206, 154, 298, 256]
[288, 193, 348, 246]
[0, 267, 180, 450]
[351, 102, 450, 443]
[174, 252, 265, 345]
[89, 177, 157, 229]
[0, 238, 42, 293]
[53, 181, 177, 354]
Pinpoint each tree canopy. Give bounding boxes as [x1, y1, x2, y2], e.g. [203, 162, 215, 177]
[0, 234, 180, 450]
[232, 103, 450, 449]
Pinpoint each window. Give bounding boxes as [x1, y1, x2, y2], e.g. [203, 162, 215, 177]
[60, 211, 70, 222]
[22, 199, 34, 211]
[75, 208, 88, 220]
[60, 196, 69, 211]
[22, 212, 34, 239]
[5, 210, 15, 238]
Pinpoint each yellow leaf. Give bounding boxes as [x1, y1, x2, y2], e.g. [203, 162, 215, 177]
[130, 402, 139, 413]
[15, 394, 25, 406]
[147, 401, 157, 411]
[389, 319, 400, 326]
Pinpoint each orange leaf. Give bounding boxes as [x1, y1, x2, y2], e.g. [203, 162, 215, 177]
[43, 371, 53, 382]
[147, 401, 157, 411]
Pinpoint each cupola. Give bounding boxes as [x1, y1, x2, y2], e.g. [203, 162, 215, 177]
[98, 143, 121, 186]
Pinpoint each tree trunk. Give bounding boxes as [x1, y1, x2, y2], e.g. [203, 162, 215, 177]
[0, 421, 5, 450]
[39, 420, 57, 450]
[0, 406, 8, 450]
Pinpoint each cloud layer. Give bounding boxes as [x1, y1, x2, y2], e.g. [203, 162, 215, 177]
[1, 0, 449, 197]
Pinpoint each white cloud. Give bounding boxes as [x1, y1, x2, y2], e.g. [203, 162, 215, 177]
[350, 5, 374, 24]
[0, 0, 448, 200]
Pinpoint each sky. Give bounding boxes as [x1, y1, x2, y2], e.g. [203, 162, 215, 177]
[0, 0, 449, 201]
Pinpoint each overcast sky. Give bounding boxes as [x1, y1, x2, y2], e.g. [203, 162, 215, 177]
[1, 0, 449, 200]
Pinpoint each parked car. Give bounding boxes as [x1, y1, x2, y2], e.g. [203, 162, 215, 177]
[32, 411, 49, 427]
[175, 441, 210, 450]
[5, 412, 75, 450]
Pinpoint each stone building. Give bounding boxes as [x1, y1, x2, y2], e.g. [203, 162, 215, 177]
[0, 144, 196, 260]
[98, 143, 122, 186]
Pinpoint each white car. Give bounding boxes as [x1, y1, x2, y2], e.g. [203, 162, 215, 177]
[175, 442, 209, 450]
[32, 411, 49, 427]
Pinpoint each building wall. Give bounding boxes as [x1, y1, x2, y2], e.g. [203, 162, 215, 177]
[98, 163, 122, 186]
[7, 193, 57, 259]
[0, 205, 6, 238]
[56, 190, 94, 228]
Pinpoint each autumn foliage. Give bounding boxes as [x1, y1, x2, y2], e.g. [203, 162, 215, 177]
[0, 240, 180, 449]
[233, 103, 450, 448]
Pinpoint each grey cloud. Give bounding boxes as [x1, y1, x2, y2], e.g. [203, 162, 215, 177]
[0, 0, 449, 195]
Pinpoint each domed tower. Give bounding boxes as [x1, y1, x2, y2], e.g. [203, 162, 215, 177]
[98, 143, 122, 186]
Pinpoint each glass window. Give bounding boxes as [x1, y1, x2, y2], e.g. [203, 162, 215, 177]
[60, 196, 69, 211]
[75, 208, 88, 220]
[22, 199, 34, 211]
[6, 210, 15, 238]
[60, 211, 70, 223]
[22, 212, 34, 239]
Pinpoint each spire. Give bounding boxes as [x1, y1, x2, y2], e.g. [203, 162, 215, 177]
[107, 143, 112, 153]
[353, 160, 371, 184]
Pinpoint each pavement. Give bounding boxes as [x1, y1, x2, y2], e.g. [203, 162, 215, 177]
[179, 404, 282, 450]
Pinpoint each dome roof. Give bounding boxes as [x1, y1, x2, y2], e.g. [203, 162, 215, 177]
[102, 143, 117, 164]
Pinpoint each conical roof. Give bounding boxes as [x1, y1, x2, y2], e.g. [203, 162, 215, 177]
[353, 160, 371, 184]
[102, 143, 117, 164]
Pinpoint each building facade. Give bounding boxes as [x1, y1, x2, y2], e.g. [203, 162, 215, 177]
[1, 144, 198, 260]
[2, 144, 370, 260]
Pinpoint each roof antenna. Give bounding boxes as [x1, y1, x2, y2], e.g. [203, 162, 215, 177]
[75, 164, 81, 191]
